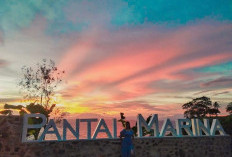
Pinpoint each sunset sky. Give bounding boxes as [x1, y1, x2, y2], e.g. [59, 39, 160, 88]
[0, 0, 232, 119]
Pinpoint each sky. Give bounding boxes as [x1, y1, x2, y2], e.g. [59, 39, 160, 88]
[0, 0, 232, 119]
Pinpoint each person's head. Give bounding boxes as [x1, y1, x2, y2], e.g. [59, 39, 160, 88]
[125, 121, 131, 130]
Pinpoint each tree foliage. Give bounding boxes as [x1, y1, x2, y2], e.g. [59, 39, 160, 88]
[208, 102, 220, 116]
[182, 96, 220, 118]
[226, 102, 232, 115]
[18, 59, 64, 108]
[0, 59, 65, 140]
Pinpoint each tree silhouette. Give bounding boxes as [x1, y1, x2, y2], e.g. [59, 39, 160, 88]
[226, 102, 232, 115]
[18, 59, 65, 108]
[208, 102, 220, 117]
[182, 96, 213, 118]
[0, 59, 65, 140]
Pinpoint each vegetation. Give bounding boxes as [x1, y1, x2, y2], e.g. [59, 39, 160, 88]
[226, 102, 232, 115]
[182, 96, 220, 118]
[182, 96, 232, 136]
[0, 59, 65, 139]
[18, 59, 64, 107]
[209, 102, 220, 116]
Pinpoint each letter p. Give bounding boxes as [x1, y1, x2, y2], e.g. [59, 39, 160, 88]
[22, 114, 47, 142]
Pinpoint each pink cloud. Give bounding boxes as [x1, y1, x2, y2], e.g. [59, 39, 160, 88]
[58, 36, 95, 77]
[57, 22, 232, 116]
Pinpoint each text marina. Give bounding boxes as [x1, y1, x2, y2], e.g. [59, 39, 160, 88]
[22, 114, 226, 142]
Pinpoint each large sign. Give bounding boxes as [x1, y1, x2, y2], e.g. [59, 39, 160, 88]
[22, 114, 226, 142]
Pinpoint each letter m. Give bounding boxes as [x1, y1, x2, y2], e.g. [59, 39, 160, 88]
[137, 114, 159, 137]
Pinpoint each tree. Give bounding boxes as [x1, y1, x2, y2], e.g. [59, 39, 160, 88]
[208, 102, 220, 117]
[0, 59, 65, 139]
[18, 59, 65, 108]
[182, 96, 213, 118]
[226, 102, 232, 115]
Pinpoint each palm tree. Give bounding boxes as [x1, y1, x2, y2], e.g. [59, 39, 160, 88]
[210, 102, 220, 117]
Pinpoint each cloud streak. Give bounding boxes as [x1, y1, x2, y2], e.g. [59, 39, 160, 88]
[201, 77, 232, 87]
[60, 22, 232, 104]
[1, 1, 232, 118]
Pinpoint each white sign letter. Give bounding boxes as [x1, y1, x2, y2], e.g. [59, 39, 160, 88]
[22, 114, 47, 142]
[38, 119, 61, 141]
[63, 119, 80, 140]
[195, 119, 210, 136]
[80, 119, 98, 139]
[137, 114, 159, 137]
[113, 118, 117, 138]
[160, 119, 177, 137]
[176, 119, 193, 137]
[210, 119, 226, 136]
[92, 119, 112, 139]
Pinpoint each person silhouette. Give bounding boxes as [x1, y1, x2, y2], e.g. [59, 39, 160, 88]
[120, 121, 134, 157]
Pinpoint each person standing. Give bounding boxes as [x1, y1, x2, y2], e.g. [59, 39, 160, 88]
[120, 121, 134, 157]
